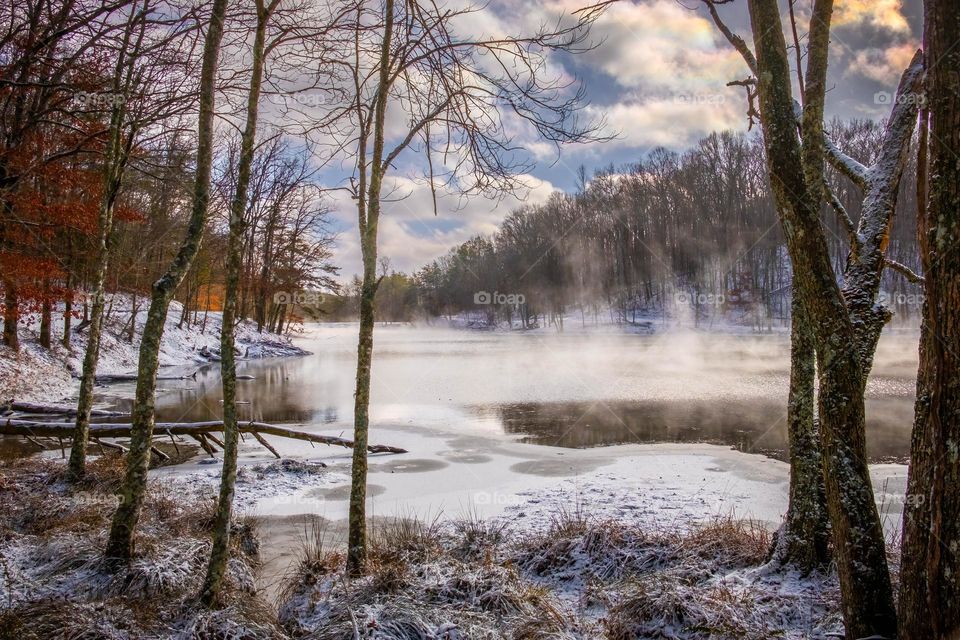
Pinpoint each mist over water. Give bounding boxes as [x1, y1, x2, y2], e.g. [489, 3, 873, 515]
[136, 323, 919, 462]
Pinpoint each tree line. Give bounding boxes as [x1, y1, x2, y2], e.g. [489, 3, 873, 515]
[408, 122, 922, 330]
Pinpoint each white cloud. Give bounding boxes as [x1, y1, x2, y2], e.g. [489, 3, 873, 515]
[541, 0, 749, 93]
[834, 0, 910, 33]
[846, 42, 919, 85]
[329, 174, 559, 279]
[589, 91, 747, 150]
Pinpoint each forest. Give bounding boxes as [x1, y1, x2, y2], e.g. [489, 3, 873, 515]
[0, 0, 957, 639]
[363, 121, 922, 329]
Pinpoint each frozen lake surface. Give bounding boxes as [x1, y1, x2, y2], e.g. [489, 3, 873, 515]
[140, 323, 918, 461]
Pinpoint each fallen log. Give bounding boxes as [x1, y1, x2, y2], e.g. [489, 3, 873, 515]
[0, 419, 407, 454]
[92, 370, 200, 382]
[6, 401, 129, 418]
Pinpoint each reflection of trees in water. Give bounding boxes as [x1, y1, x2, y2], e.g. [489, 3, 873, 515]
[148, 359, 335, 425]
[490, 398, 912, 462]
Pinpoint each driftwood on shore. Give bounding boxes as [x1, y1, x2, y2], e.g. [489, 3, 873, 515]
[91, 370, 202, 383]
[2, 401, 130, 418]
[0, 419, 407, 456]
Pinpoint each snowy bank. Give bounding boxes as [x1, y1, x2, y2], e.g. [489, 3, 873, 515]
[278, 512, 847, 639]
[0, 456, 282, 639]
[0, 454, 855, 639]
[0, 295, 309, 404]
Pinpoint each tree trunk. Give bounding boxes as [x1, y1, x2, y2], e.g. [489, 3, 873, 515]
[67, 34, 133, 481]
[38, 283, 51, 349]
[746, 0, 896, 636]
[200, 0, 270, 605]
[770, 290, 830, 569]
[62, 271, 73, 349]
[347, 0, 394, 576]
[105, 0, 228, 565]
[2, 280, 18, 350]
[899, 0, 960, 634]
[348, 276, 376, 574]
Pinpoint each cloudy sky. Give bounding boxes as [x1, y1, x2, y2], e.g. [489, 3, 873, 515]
[324, 0, 921, 280]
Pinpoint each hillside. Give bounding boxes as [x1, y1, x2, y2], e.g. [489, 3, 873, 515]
[0, 295, 307, 405]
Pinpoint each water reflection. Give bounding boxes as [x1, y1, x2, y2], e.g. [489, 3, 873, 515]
[485, 397, 913, 461]
[97, 324, 917, 463]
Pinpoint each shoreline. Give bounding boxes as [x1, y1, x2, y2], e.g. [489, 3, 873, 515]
[152, 421, 909, 600]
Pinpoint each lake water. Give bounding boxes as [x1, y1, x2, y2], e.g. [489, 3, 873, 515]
[119, 323, 918, 462]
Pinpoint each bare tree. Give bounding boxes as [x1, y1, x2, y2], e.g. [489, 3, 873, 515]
[0, 0, 138, 350]
[67, 0, 200, 483]
[105, 0, 229, 565]
[704, 0, 922, 635]
[304, 0, 602, 574]
[199, 0, 281, 605]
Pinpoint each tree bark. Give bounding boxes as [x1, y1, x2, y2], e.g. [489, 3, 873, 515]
[62, 268, 73, 349]
[39, 281, 51, 349]
[68, 13, 139, 481]
[347, 0, 394, 576]
[746, 0, 896, 636]
[105, 0, 228, 565]
[899, 0, 960, 635]
[770, 290, 830, 569]
[2, 280, 17, 350]
[200, 0, 273, 606]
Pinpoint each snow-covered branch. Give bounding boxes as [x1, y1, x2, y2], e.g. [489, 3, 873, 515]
[885, 259, 925, 284]
[824, 136, 870, 190]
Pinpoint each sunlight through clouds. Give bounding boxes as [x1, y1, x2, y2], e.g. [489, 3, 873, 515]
[834, 0, 910, 33]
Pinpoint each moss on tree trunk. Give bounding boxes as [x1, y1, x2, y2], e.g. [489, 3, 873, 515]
[899, 0, 960, 635]
[104, 0, 228, 564]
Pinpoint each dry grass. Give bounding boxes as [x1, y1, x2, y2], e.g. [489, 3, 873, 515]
[0, 457, 280, 640]
[278, 517, 583, 639]
[277, 511, 819, 639]
[0, 458, 846, 639]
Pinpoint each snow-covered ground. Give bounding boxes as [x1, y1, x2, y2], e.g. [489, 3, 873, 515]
[0, 295, 308, 404]
[153, 420, 909, 601]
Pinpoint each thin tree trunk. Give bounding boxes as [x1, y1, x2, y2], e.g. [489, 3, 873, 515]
[769, 290, 830, 569]
[105, 0, 228, 565]
[2, 280, 18, 350]
[67, 16, 137, 481]
[39, 281, 51, 348]
[200, 0, 273, 605]
[62, 268, 73, 349]
[347, 0, 394, 576]
[899, 0, 960, 634]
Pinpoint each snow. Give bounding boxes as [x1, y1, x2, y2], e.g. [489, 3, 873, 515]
[0, 294, 308, 404]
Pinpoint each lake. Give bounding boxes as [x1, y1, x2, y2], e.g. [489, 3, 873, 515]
[118, 323, 919, 463]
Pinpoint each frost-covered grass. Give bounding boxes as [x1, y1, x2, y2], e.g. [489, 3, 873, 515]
[0, 456, 849, 639]
[278, 510, 845, 639]
[0, 457, 283, 640]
